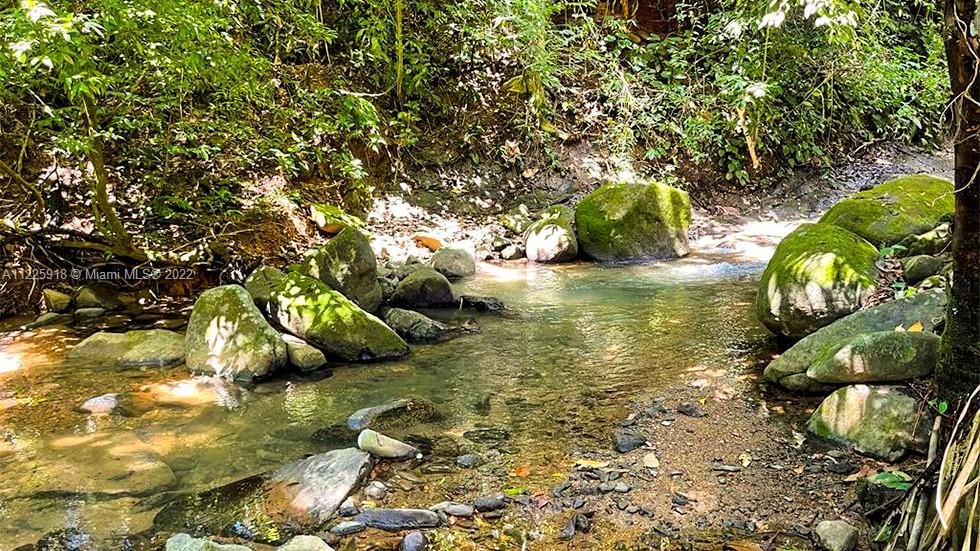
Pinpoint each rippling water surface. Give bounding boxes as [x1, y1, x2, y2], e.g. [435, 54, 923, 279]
[0, 253, 776, 549]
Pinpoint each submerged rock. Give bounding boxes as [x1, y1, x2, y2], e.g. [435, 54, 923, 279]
[164, 533, 251, 551]
[357, 429, 421, 460]
[270, 272, 408, 362]
[27, 312, 70, 328]
[431, 247, 476, 280]
[353, 508, 441, 531]
[764, 289, 946, 391]
[460, 295, 506, 313]
[756, 223, 880, 338]
[297, 227, 383, 313]
[346, 397, 442, 431]
[383, 308, 467, 343]
[805, 330, 938, 384]
[820, 174, 954, 248]
[69, 329, 185, 369]
[389, 268, 457, 308]
[524, 218, 578, 263]
[278, 535, 335, 551]
[807, 385, 931, 461]
[575, 181, 691, 262]
[185, 285, 287, 382]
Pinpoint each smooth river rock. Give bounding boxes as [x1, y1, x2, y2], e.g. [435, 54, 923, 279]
[524, 217, 578, 263]
[431, 247, 476, 280]
[353, 508, 441, 531]
[165, 533, 251, 551]
[347, 397, 442, 431]
[805, 330, 939, 384]
[69, 329, 185, 369]
[389, 268, 457, 308]
[282, 334, 328, 372]
[357, 429, 421, 460]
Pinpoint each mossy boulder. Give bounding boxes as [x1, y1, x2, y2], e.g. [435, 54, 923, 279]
[500, 205, 534, 235]
[539, 204, 575, 224]
[298, 227, 383, 313]
[819, 175, 954, 248]
[243, 265, 286, 313]
[764, 288, 947, 391]
[70, 329, 185, 369]
[574, 181, 691, 262]
[807, 385, 931, 461]
[524, 218, 578, 263]
[756, 223, 881, 338]
[897, 222, 951, 257]
[389, 268, 456, 308]
[270, 272, 408, 362]
[900, 254, 946, 284]
[805, 330, 939, 384]
[430, 247, 476, 280]
[185, 285, 288, 382]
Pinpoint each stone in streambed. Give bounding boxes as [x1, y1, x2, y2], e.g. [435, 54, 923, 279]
[815, 520, 858, 551]
[398, 531, 427, 551]
[500, 244, 525, 260]
[297, 227, 382, 312]
[900, 254, 946, 284]
[270, 272, 408, 362]
[460, 295, 506, 313]
[164, 533, 251, 551]
[353, 508, 441, 531]
[431, 247, 475, 280]
[805, 330, 939, 384]
[430, 501, 475, 517]
[383, 308, 463, 343]
[282, 334, 327, 372]
[346, 396, 443, 431]
[185, 284, 287, 382]
[330, 521, 366, 536]
[74, 284, 122, 310]
[613, 431, 646, 453]
[43, 288, 72, 313]
[278, 535, 334, 551]
[74, 307, 105, 321]
[389, 268, 456, 308]
[70, 329, 185, 369]
[357, 429, 421, 460]
[524, 218, 578, 263]
[27, 312, 70, 328]
[244, 265, 286, 312]
[473, 495, 506, 512]
[807, 385, 931, 461]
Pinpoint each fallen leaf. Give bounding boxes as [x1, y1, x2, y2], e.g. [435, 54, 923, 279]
[739, 452, 752, 467]
[642, 452, 660, 469]
[793, 465, 805, 475]
[894, 324, 907, 332]
[908, 320, 924, 332]
[574, 459, 610, 469]
[515, 466, 530, 477]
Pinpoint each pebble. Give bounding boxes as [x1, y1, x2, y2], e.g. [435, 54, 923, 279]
[677, 402, 707, 418]
[572, 498, 585, 509]
[816, 520, 858, 551]
[353, 508, 441, 531]
[613, 483, 631, 493]
[456, 454, 482, 468]
[398, 531, 427, 551]
[337, 497, 358, 517]
[330, 521, 366, 536]
[364, 480, 387, 500]
[671, 493, 691, 506]
[613, 431, 646, 453]
[598, 482, 616, 493]
[473, 495, 506, 512]
[430, 501, 474, 517]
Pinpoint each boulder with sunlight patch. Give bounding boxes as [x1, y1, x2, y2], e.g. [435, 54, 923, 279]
[185, 285, 288, 382]
[763, 289, 947, 392]
[270, 272, 408, 362]
[805, 330, 939, 384]
[819, 174, 954, 248]
[70, 329, 185, 369]
[389, 267, 457, 308]
[297, 227, 383, 313]
[524, 217, 578, 263]
[807, 385, 931, 461]
[574, 181, 691, 262]
[755, 223, 881, 338]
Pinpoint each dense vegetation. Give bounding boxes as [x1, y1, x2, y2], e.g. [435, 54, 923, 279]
[0, 0, 946, 255]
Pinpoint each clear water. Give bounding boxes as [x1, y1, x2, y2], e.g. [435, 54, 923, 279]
[0, 253, 776, 549]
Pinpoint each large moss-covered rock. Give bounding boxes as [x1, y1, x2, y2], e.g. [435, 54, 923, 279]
[575, 181, 691, 262]
[70, 329, 185, 369]
[807, 385, 931, 461]
[764, 289, 946, 391]
[805, 330, 939, 384]
[185, 285, 288, 382]
[756, 223, 880, 338]
[524, 218, 578, 263]
[244, 265, 286, 312]
[271, 272, 408, 362]
[820, 175, 954, 248]
[298, 228, 382, 313]
[389, 268, 456, 308]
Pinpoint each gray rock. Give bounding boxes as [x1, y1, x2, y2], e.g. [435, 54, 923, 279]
[270, 272, 408, 362]
[456, 454, 482, 468]
[764, 289, 946, 391]
[282, 334, 328, 372]
[805, 330, 938, 384]
[398, 531, 427, 551]
[265, 448, 374, 526]
[815, 520, 858, 551]
[614, 431, 645, 453]
[392, 260, 425, 281]
[278, 535, 334, 551]
[430, 501, 475, 517]
[383, 308, 458, 343]
[346, 397, 442, 431]
[297, 228, 383, 312]
[524, 218, 578, 263]
[500, 205, 534, 235]
[330, 520, 366, 536]
[389, 268, 457, 308]
[354, 508, 441, 531]
[473, 495, 506, 512]
[244, 265, 286, 312]
[431, 247, 476, 280]
[185, 285, 287, 382]
[74, 284, 122, 310]
[460, 295, 505, 313]
[27, 312, 70, 328]
[900, 254, 946, 284]
[357, 429, 421, 460]
[70, 329, 186, 369]
[165, 533, 251, 551]
[364, 480, 387, 500]
[808, 385, 931, 461]
[42, 288, 72, 313]
[500, 244, 525, 260]
[80, 393, 120, 414]
[337, 496, 358, 517]
[74, 307, 106, 321]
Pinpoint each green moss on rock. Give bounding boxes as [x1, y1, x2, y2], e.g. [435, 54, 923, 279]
[271, 272, 408, 361]
[524, 218, 578, 263]
[297, 227, 382, 313]
[756, 223, 881, 338]
[819, 174, 954, 248]
[574, 181, 691, 262]
[806, 330, 939, 383]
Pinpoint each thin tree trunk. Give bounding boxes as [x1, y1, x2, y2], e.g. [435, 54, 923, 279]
[938, 0, 980, 396]
[81, 95, 135, 253]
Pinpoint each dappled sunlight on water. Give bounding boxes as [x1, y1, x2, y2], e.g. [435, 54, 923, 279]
[0, 255, 776, 548]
